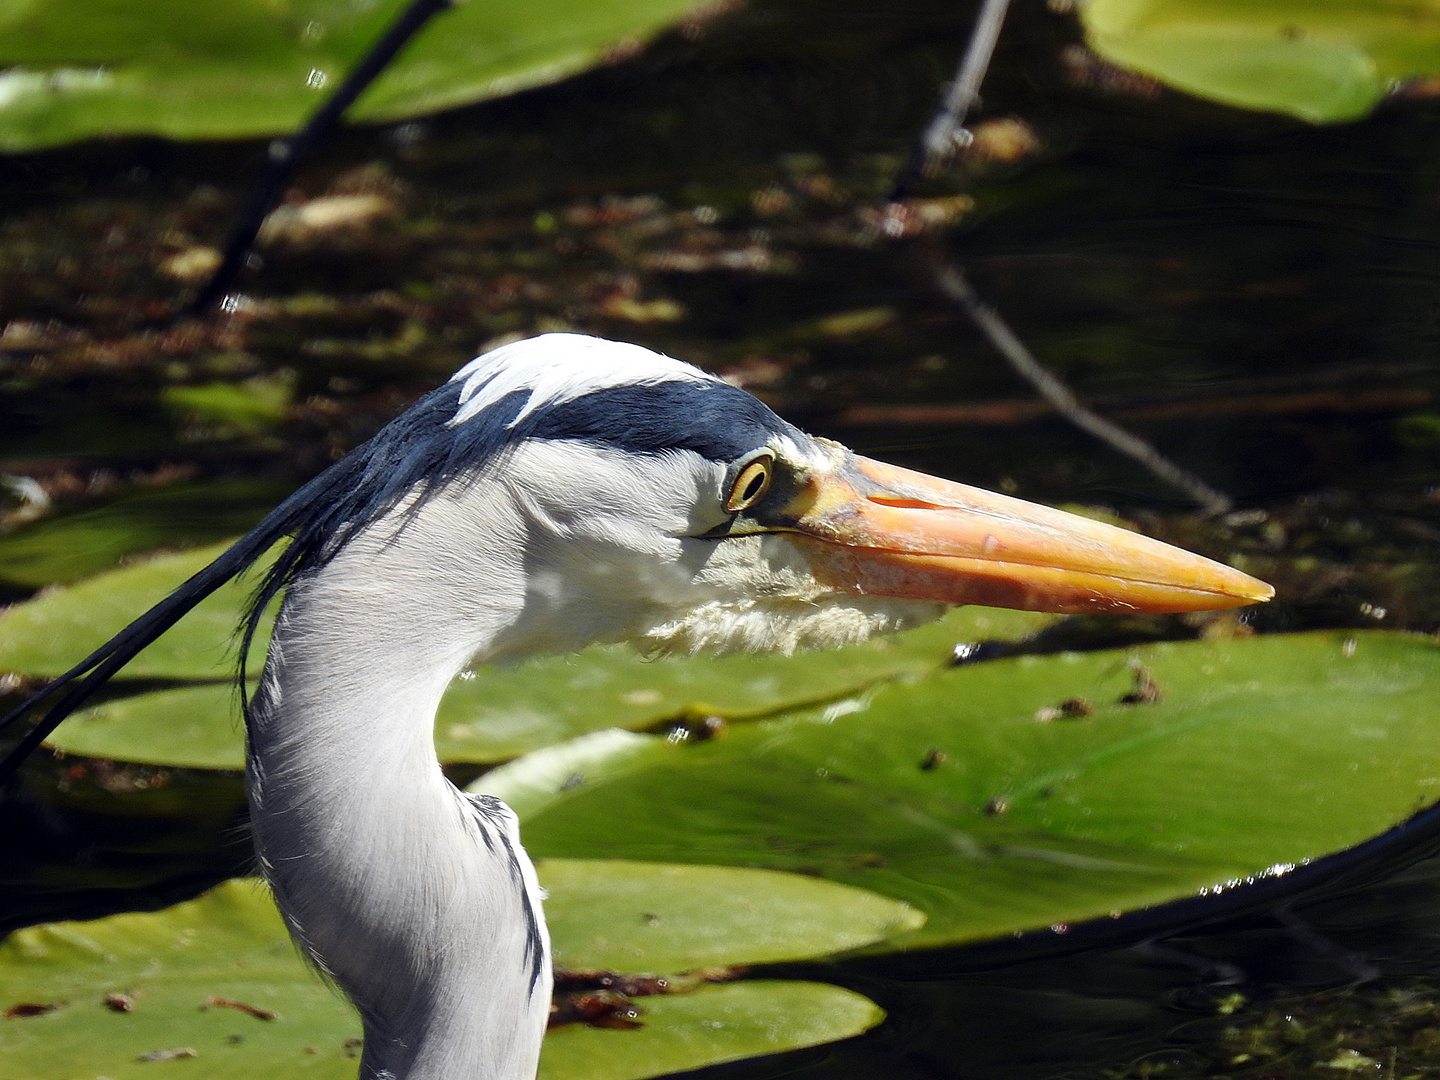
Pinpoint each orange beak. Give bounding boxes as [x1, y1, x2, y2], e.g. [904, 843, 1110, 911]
[778, 455, 1273, 615]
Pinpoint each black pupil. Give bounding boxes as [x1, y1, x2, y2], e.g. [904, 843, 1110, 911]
[742, 469, 766, 500]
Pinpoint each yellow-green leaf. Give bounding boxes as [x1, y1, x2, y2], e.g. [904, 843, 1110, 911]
[1083, 0, 1440, 123]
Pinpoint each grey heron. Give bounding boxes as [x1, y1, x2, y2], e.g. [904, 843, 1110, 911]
[0, 332, 1272, 1080]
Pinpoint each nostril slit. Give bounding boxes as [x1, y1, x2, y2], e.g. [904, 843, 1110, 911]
[869, 496, 941, 509]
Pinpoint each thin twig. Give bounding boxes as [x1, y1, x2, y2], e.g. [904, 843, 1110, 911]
[186, 0, 457, 317]
[890, 0, 1011, 200]
[931, 265, 1233, 515]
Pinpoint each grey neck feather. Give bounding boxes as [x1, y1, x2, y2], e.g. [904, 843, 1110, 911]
[247, 474, 551, 1080]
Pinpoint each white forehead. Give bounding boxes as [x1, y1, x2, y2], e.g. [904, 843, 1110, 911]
[447, 333, 714, 427]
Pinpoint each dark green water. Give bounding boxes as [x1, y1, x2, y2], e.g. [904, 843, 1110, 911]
[4, 0, 1440, 1076]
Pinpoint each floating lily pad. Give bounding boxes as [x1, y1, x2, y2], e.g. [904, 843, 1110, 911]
[0, 542, 274, 681]
[47, 684, 250, 771]
[0, 481, 289, 591]
[0, 869, 895, 1080]
[540, 982, 880, 1080]
[0, 0, 708, 151]
[481, 631, 1440, 952]
[432, 604, 1048, 762]
[1083, 0, 1440, 123]
[545, 858, 923, 971]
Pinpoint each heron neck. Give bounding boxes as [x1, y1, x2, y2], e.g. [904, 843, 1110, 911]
[246, 568, 549, 1080]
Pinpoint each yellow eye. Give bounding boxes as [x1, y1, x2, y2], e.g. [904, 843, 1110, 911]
[725, 453, 774, 513]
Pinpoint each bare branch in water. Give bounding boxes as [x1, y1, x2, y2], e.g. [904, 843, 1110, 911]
[887, 0, 1235, 515]
[890, 0, 1011, 200]
[930, 263, 1234, 516]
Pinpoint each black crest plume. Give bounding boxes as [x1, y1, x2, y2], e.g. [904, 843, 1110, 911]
[0, 377, 506, 786]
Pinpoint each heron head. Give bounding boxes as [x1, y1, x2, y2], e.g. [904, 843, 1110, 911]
[425, 335, 1272, 658]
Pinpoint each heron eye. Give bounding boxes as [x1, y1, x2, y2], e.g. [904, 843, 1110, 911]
[726, 454, 774, 512]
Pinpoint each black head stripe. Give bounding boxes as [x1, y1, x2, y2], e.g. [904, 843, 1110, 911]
[524, 379, 796, 461]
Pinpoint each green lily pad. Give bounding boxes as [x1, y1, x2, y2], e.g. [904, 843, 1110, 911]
[47, 684, 250, 771]
[0, 0, 707, 152]
[481, 631, 1440, 952]
[540, 982, 880, 1080]
[0, 542, 275, 681]
[0, 481, 290, 591]
[0, 870, 894, 1080]
[1082, 0, 1440, 123]
[432, 604, 1048, 762]
[545, 858, 923, 971]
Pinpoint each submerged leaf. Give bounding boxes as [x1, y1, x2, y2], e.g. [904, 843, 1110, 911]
[483, 631, 1440, 952]
[0, 870, 893, 1080]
